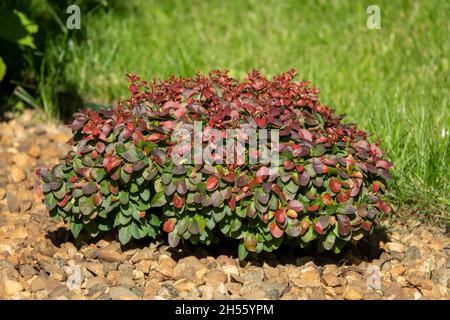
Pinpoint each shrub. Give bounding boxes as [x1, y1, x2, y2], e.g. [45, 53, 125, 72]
[37, 69, 392, 259]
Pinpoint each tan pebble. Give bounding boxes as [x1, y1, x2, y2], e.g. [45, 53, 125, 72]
[205, 269, 228, 284]
[11, 153, 33, 168]
[27, 144, 41, 158]
[9, 166, 26, 183]
[342, 286, 363, 300]
[291, 269, 321, 288]
[3, 280, 24, 296]
[390, 265, 407, 277]
[384, 242, 406, 253]
[321, 273, 341, 287]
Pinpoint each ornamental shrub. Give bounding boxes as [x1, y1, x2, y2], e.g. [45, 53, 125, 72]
[37, 70, 392, 259]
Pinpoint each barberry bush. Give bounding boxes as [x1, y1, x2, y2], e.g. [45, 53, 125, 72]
[37, 70, 392, 259]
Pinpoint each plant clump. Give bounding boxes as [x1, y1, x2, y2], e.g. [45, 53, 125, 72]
[37, 69, 392, 259]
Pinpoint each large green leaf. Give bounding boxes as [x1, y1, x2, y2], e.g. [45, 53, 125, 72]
[118, 224, 132, 244]
[79, 196, 95, 216]
[150, 192, 167, 207]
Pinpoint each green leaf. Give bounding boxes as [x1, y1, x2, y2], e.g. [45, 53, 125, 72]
[147, 226, 157, 238]
[194, 214, 206, 233]
[135, 198, 151, 211]
[140, 188, 150, 201]
[150, 192, 167, 207]
[120, 167, 131, 184]
[79, 196, 95, 216]
[148, 214, 160, 227]
[188, 218, 199, 235]
[119, 190, 129, 205]
[238, 242, 248, 260]
[130, 222, 147, 239]
[301, 225, 317, 243]
[92, 168, 106, 182]
[70, 222, 82, 238]
[118, 224, 132, 244]
[212, 209, 226, 222]
[168, 231, 180, 247]
[53, 185, 66, 200]
[115, 142, 127, 155]
[323, 232, 336, 250]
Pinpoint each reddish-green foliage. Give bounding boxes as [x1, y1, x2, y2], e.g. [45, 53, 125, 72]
[37, 70, 392, 259]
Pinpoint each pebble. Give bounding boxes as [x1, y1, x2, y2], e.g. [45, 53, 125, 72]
[98, 247, 124, 263]
[9, 166, 26, 183]
[30, 276, 48, 292]
[108, 286, 138, 300]
[27, 144, 41, 158]
[240, 266, 264, 282]
[321, 273, 341, 287]
[291, 268, 322, 288]
[173, 256, 207, 281]
[205, 269, 228, 284]
[385, 242, 406, 253]
[342, 286, 363, 300]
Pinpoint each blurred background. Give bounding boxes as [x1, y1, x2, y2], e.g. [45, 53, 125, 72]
[0, 0, 448, 225]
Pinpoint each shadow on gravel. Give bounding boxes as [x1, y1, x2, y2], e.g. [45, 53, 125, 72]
[46, 225, 390, 267]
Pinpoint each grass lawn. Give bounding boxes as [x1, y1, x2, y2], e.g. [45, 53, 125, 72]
[55, 0, 449, 225]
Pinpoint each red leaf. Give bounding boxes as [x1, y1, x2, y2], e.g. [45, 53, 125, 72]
[313, 222, 324, 235]
[255, 116, 267, 128]
[123, 164, 133, 174]
[300, 219, 309, 235]
[228, 195, 236, 211]
[376, 200, 390, 213]
[372, 181, 380, 192]
[129, 84, 139, 95]
[284, 160, 295, 170]
[206, 176, 218, 191]
[361, 220, 373, 232]
[163, 219, 175, 233]
[296, 164, 304, 172]
[69, 176, 78, 183]
[103, 155, 121, 173]
[299, 129, 313, 141]
[329, 178, 341, 193]
[375, 160, 391, 170]
[93, 191, 102, 207]
[57, 194, 69, 207]
[173, 193, 184, 209]
[133, 131, 144, 145]
[95, 141, 106, 153]
[108, 182, 119, 195]
[148, 133, 164, 141]
[307, 203, 319, 212]
[223, 172, 235, 183]
[321, 193, 333, 206]
[123, 123, 134, 140]
[337, 191, 351, 203]
[270, 221, 284, 238]
[91, 150, 99, 160]
[275, 208, 286, 224]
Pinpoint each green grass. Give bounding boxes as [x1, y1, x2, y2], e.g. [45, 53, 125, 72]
[54, 0, 450, 225]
